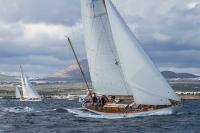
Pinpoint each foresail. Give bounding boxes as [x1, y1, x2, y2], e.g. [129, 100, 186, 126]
[132, 88, 171, 105]
[15, 86, 21, 99]
[105, 0, 180, 105]
[81, 0, 131, 95]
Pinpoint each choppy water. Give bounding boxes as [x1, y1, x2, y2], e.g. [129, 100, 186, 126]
[0, 99, 199, 133]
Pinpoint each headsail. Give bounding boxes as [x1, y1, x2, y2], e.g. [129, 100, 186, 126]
[105, 0, 180, 105]
[15, 86, 21, 99]
[81, 0, 131, 95]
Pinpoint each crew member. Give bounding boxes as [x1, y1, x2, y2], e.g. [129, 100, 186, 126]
[92, 93, 98, 106]
[101, 95, 109, 107]
[111, 96, 116, 103]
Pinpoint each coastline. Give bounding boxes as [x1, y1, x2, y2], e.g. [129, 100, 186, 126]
[179, 95, 200, 100]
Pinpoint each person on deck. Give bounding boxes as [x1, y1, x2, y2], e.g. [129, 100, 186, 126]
[92, 93, 98, 106]
[101, 95, 109, 107]
[111, 96, 116, 103]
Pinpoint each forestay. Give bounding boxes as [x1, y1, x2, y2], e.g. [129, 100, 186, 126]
[105, 0, 180, 105]
[81, 0, 131, 95]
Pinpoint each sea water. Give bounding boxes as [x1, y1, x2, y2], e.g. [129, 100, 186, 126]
[0, 99, 199, 133]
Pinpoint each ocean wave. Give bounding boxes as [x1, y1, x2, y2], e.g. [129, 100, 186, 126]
[54, 108, 68, 113]
[67, 108, 127, 119]
[1, 106, 34, 113]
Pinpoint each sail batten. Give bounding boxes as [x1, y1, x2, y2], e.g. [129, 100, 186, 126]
[105, 0, 180, 105]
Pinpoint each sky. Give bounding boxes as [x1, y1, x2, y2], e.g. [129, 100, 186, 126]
[0, 0, 200, 77]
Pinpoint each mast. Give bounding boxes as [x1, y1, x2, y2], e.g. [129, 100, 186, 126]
[66, 37, 91, 96]
[20, 65, 23, 77]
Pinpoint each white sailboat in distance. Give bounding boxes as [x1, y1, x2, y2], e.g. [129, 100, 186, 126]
[19, 65, 41, 101]
[69, 0, 182, 117]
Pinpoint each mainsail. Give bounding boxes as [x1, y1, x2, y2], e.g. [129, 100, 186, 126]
[15, 86, 21, 99]
[20, 66, 41, 99]
[81, 0, 180, 105]
[81, 0, 131, 95]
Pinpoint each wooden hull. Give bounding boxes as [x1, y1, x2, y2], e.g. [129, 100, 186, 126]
[83, 106, 181, 118]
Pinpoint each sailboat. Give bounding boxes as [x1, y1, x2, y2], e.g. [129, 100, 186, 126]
[15, 86, 21, 99]
[19, 65, 41, 101]
[72, 0, 182, 117]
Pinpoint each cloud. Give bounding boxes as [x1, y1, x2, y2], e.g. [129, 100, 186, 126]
[113, 0, 200, 75]
[0, 0, 199, 76]
[0, 20, 84, 76]
[0, 0, 80, 25]
[186, 2, 200, 10]
[152, 32, 171, 42]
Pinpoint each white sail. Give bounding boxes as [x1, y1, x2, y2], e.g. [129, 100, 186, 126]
[105, 0, 180, 105]
[20, 67, 28, 98]
[23, 74, 41, 99]
[81, 0, 131, 95]
[20, 66, 41, 99]
[15, 86, 21, 99]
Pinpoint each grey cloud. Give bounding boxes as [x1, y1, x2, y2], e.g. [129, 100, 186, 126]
[0, 0, 200, 76]
[0, 0, 80, 25]
[114, 0, 200, 74]
[150, 50, 200, 68]
[0, 22, 85, 76]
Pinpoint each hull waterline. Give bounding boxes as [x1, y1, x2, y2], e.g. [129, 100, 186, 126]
[83, 106, 181, 118]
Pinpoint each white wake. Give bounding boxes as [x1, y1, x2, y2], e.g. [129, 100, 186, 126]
[67, 108, 123, 119]
[2, 106, 34, 113]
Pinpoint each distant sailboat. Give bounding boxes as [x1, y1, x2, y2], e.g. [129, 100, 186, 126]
[15, 86, 21, 99]
[19, 65, 41, 101]
[77, 0, 181, 117]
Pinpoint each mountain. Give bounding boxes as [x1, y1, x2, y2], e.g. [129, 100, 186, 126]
[45, 59, 90, 81]
[0, 74, 17, 82]
[43, 60, 199, 81]
[161, 71, 199, 79]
